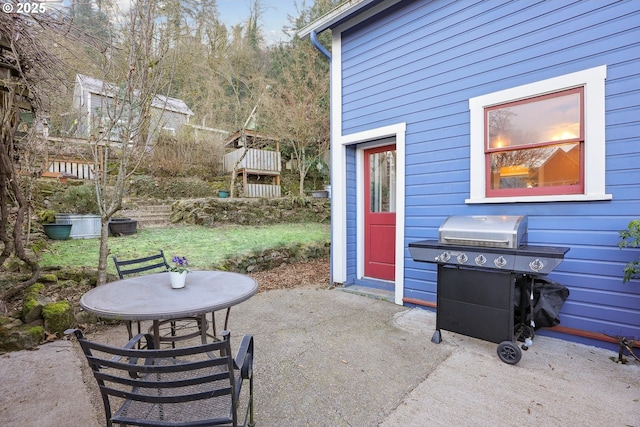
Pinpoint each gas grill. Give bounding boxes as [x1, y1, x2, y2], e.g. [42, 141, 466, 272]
[408, 215, 570, 364]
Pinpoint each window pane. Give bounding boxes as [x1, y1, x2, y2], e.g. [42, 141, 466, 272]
[488, 92, 581, 149]
[489, 143, 580, 189]
[369, 150, 396, 212]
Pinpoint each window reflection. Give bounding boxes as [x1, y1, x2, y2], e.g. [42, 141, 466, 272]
[485, 87, 583, 193]
[369, 150, 396, 213]
[488, 91, 581, 149]
[489, 143, 580, 189]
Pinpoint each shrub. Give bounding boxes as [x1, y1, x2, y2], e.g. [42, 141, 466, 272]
[37, 209, 57, 224]
[129, 175, 159, 198]
[164, 177, 215, 199]
[50, 184, 99, 214]
[142, 131, 224, 179]
[128, 175, 217, 199]
[619, 219, 640, 283]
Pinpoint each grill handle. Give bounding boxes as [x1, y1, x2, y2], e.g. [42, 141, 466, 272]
[442, 236, 510, 245]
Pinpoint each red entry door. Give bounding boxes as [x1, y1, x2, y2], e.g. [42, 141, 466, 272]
[364, 145, 396, 281]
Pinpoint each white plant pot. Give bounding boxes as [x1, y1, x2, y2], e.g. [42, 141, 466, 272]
[169, 271, 187, 289]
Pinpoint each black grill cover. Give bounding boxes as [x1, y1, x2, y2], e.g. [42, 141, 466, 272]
[515, 277, 570, 329]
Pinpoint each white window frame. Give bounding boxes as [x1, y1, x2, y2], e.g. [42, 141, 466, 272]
[467, 65, 611, 203]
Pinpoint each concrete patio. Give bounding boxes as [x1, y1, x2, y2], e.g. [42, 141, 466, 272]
[1, 286, 639, 426]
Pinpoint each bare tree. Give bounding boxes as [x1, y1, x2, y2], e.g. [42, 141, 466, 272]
[89, 0, 176, 285]
[0, 5, 104, 299]
[0, 36, 39, 298]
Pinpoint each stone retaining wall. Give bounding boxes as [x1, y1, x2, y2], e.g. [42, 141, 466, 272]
[214, 241, 330, 273]
[171, 197, 330, 226]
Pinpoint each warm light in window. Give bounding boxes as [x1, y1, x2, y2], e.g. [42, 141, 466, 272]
[499, 165, 529, 176]
[550, 131, 578, 141]
[487, 92, 581, 149]
[491, 135, 508, 148]
[546, 121, 580, 142]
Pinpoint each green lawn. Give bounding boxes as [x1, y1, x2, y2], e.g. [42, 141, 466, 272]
[40, 223, 330, 275]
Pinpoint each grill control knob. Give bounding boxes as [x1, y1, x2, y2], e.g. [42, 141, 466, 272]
[438, 251, 451, 262]
[529, 258, 544, 272]
[457, 253, 468, 264]
[494, 256, 507, 268]
[475, 254, 486, 266]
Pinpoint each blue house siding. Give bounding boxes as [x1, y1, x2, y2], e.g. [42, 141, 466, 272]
[345, 146, 358, 283]
[338, 0, 640, 344]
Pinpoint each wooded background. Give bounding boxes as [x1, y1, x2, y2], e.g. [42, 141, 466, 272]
[47, 0, 336, 189]
[0, 0, 340, 288]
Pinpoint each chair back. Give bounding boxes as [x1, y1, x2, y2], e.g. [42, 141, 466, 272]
[69, 329, 244, 426]
[112, 250, 169, 279]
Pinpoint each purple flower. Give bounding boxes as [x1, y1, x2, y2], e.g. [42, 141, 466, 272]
[169, 256, 189, 273]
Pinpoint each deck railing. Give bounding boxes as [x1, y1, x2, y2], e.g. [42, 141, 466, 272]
[47, 158, 95, 180]
[244, 184, 281, 198]
[223, 148, 281, 174]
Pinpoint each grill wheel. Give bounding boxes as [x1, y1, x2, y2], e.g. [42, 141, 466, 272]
[497, 341, 522, 364]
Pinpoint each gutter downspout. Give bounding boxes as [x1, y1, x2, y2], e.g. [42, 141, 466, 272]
[311, 30, 331, 61]
[309, 30, 333, 285]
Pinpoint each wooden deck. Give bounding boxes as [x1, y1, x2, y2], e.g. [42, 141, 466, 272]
[223, 148, 281, 174]
[224, 148, 282, 198]
[245, 183, 281, 198]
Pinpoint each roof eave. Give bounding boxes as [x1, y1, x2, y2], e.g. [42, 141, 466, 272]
[298, 0, 380, 38]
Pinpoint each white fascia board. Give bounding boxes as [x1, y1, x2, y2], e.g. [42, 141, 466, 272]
[298, 0, 373, 38]
[299, 0, 403, 38]
[342, 123, 407, 145]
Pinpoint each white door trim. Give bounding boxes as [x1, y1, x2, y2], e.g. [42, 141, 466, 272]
[340, 123, 406, 305]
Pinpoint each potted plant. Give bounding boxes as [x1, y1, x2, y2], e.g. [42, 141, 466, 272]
[169, 256, 189, 289]
[38, 209, 72, 240]
[619, 219, 640, 283]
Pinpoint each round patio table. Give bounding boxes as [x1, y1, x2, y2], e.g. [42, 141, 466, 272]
[80, 270, 258, 347]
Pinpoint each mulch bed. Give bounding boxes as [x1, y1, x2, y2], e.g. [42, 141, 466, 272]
[247, 258, 331, 292]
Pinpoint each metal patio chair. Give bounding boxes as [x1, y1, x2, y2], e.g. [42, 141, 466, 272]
[112, 250, 207, 347]
[66, 328, 255, 427]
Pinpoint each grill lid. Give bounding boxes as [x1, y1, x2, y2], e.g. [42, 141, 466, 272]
[438, 215, 528, 249]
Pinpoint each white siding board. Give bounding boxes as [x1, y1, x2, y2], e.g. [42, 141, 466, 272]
[244, 184, 280, 198]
